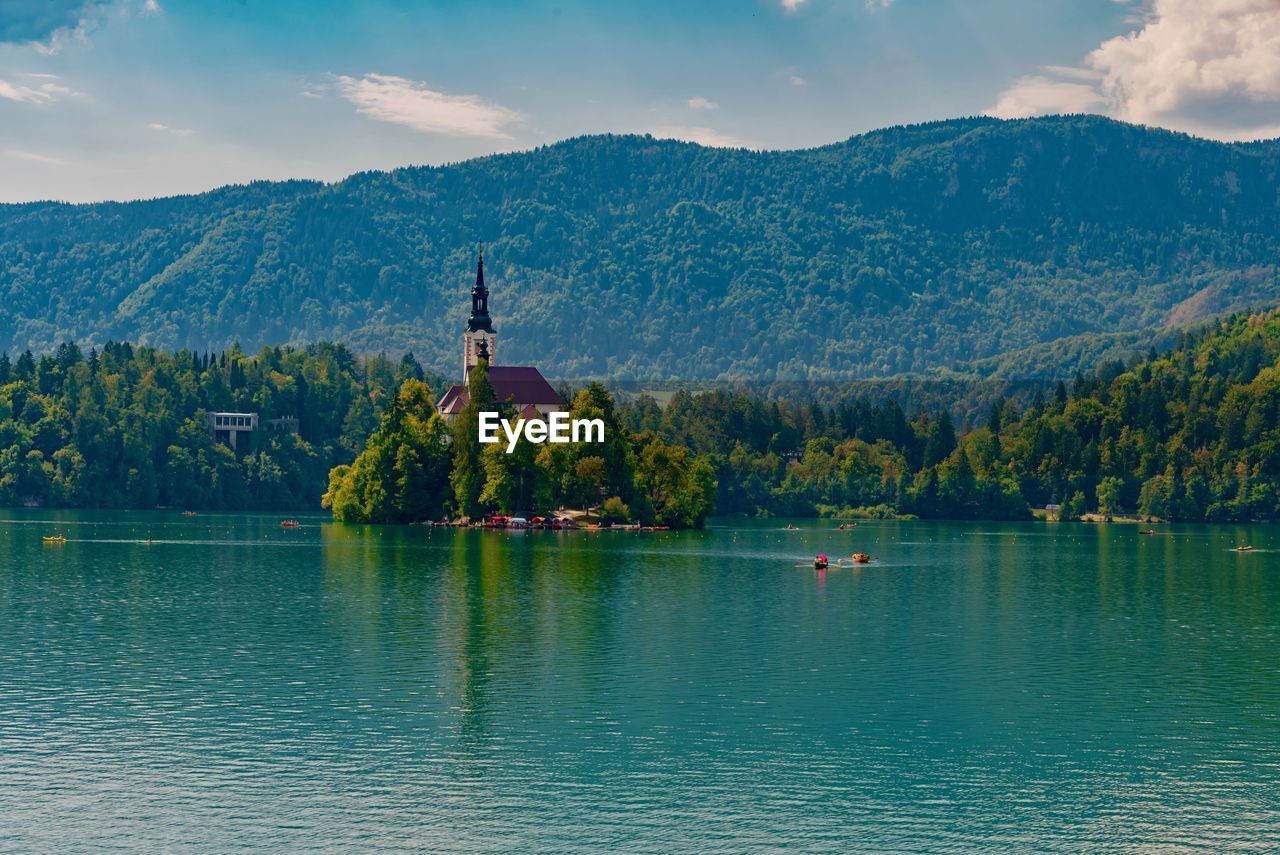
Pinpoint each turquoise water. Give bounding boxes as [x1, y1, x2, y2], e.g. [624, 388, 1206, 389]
[2, 512, 1280, 851]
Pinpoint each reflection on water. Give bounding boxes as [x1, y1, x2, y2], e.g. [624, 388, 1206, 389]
[2, 512, 1280, 850]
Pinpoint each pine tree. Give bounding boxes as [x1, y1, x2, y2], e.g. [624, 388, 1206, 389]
[922, 411, 957, 468]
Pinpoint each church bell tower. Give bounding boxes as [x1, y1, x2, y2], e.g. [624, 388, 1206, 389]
[463, 251, 496, 381]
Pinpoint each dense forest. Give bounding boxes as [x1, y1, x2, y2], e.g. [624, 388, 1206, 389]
[322, 309, 1280, 524]
[616, 311, 1280, 522]
[4, 309, 1280, 520]
[0, 341, 428, 509]
[4, 115, 1280, 381]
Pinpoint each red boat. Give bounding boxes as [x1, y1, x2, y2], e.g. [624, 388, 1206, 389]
[280, 520, 300, 528]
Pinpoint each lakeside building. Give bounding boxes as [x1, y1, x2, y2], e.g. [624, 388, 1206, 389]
[207, 412, 299, 450]
[207, 412, 258, 450]
[436, 253, 563, 423]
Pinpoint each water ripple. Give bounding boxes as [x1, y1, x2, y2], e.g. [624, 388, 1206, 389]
[1, 513, 1278, 851]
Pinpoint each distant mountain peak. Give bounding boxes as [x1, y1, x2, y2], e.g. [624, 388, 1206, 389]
[2, 115, 1278, 382]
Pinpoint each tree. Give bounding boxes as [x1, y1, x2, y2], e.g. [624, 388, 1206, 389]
[479, 432, 548, 514]
[634, 435, 716, 528]
[322, 378, 449, 522]
[600, 496, 631, 524]
[922, 411, 956, 468]
[572, 456, 608, 511]
[937, 451, 978, 518]
[1096, 476, 1123, 518]
[1058, 490, 1085, 521]
[449, 359, 498, 519]
[397, 352, 425, 383]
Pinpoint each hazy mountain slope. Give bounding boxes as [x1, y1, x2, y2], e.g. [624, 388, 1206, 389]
[2, 115, 1278, 380]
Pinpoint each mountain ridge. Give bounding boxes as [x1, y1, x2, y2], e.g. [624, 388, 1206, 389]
[3, 115, 1279, 380]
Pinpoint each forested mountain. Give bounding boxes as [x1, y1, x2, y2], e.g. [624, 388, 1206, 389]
[3, 115, 1280, 380]
[619, 310, 1280, 522]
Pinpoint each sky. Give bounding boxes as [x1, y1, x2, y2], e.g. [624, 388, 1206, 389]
[1, 0, 1279, 203]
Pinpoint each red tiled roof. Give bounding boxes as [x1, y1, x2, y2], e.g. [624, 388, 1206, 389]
[489, 366, 563, 406]
[436, 366, 563, 415]
[437, 384, 468, 415]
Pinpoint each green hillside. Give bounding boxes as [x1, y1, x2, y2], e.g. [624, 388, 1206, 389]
[3, 115, 1279, 380]
[619, 309, 1280, 521]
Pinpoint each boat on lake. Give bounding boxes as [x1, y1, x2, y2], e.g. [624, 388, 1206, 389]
[42, 535, 66, 543]
[280, 520, 300, 528]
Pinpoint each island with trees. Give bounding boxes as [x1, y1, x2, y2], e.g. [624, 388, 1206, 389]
[321, 358, 717, 528]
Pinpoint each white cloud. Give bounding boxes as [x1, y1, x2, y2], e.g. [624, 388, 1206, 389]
[147, 122, 193, 135]
[776, 66, 808, 87]
[0, 0, 93, 45]
[0, 74, 79, 104]
[650, 125, 754, 148]
[1041, 65, 1104, 83]
[3, 0, 160, 51]
[3, 148, 66, 165]
[334, 73, 522, 139]
[988, 75, 1108, 119]
[988, 0, 1280, 140]
[686, 96, 718, 111]
[784, 0, 891, 10]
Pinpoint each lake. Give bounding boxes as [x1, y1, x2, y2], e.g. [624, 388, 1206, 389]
[2, 512, 1279, 851]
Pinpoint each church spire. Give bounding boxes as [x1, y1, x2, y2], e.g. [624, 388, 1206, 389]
[462, 248, 496, 381]
[467, 250, 494, 333]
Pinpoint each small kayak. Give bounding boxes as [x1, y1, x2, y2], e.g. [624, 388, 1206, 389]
[280, 520, 301, 528]
[1236, 545, 1254, 552]
[42, 535, 66, 543]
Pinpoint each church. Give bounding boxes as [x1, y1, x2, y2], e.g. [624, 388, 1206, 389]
[436, 253, 565, 423]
